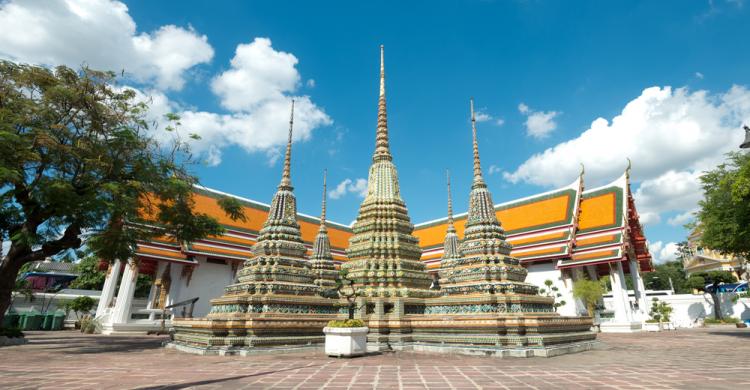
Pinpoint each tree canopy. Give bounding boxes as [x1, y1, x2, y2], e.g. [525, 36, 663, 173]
[0, 61, 244, 323]
[695, 152, 750, 261]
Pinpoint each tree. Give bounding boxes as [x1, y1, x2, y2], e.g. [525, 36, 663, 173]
[643, 261, 689, 293]
[336, 269, 358, 320]
[572, 279, 605, 317]
[0, 62, 245, 324]
[692, 271, 736, 320]
[69, 252, 152, 297]
[538, 279, 566, 312]
[65, 296, 96, 321]
[695, 151, 750, 288]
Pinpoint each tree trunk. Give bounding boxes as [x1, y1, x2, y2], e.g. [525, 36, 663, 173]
[0, 256, 25, 326]
[710, 292, 723, 320]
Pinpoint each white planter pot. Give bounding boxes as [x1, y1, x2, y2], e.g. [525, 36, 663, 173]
[660, 322, 675, 331]
[643, 322, 661, 332]
[323, 327, 368, 357]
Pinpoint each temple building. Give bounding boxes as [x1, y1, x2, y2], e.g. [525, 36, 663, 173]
[94, 47, 652, 343]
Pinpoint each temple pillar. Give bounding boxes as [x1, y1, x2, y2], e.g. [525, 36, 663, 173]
[586, 265, 598, 281]
[95, 260, 123, 317]
[111, 259, 139, 324]
[629, 257, 649, 320]
[609, 261, 632, 322]
[600, 261, 642, 332]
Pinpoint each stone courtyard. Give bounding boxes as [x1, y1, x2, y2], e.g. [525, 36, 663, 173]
[0, 328, 748, 389]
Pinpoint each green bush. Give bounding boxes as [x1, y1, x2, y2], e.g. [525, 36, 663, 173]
[704, 317, 740, 324]
[0, 327, 25, 338]
[66, 296, 96, 320]
[326, 319, 365, 328]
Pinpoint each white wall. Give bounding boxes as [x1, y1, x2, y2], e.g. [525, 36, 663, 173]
[166, 257, 236, 317]
[525, 262, 582, 316]
[604, 293, 750, 328]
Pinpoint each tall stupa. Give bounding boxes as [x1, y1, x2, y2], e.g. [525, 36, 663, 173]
[439, 99, 538, 296]
[171, 101, 340, 354]
[342, 46, 435, 299]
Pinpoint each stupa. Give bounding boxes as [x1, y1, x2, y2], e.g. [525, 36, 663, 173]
[170, 101, 340, 355]
[309, 170, 339, 294]
[170, 47, 597, 357]
[410, 99, 596, 356]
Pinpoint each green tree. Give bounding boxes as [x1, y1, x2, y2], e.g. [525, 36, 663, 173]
[69, 252, 152, 297]
[643, 261, 689, 293]
[692, 271, 737, 320]
[0, 62, 245, 324]
[539, 279, 566, 311]
[695, 151, 750, 287]
[572, 279, 605, 317]
[69, 254, 106, 290]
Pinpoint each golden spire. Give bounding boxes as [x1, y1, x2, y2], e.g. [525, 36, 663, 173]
[280, 99, 295, 188]
[373, 45, 391, 162]
[471, 98, 484, 186]
[320, 169, 327, 230]
[446, 170, 455, 230]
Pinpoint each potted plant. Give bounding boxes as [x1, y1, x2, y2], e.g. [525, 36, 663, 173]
[323, 319, 368, 357]
[323, 270, 368, 357]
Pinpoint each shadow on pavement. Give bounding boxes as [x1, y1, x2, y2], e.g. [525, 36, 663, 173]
[136, 364, 323, 390]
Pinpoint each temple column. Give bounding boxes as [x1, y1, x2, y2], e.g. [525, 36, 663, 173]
[586, 265, 598, 281]
[111, 259, 139, 324]
[95, 260, 123, 317]
[629, 257, 649, 320]
[609, 261, 633, 322]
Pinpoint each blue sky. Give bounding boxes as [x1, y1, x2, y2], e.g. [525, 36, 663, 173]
[1, 0, 749, 262]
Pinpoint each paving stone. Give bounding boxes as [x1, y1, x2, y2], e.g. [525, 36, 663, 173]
[0, 329, 748, 389]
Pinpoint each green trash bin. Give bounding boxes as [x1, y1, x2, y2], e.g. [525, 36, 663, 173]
[51, 310, 66, 331]
[41, 312, 55, 330]
[2, 308, 19, 328]
[20, 308, 43, 331]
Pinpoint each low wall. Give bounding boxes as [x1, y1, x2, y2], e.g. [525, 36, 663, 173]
[604, 293, 750, 328]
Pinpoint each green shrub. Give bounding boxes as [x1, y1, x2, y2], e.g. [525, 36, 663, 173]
[645, 319, 659, 323]
[0, 327, 25, 338]
[326, 319, 365, 328]
[704, 317, 740, 324]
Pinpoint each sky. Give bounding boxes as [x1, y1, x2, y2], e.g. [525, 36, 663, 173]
[1, 0, 749, 264]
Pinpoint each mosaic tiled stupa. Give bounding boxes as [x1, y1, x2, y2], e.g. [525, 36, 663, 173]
[170, 102, 340, 354]
[170, 46, 597, 357]
[411, 100, 596, 356]
[309, 170, 339, 294]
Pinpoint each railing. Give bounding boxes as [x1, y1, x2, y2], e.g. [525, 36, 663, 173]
[165, 297, 199, 318]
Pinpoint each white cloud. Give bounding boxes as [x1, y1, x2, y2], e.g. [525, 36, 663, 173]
[495, 118, 505, 126]
[488, 165, 502, 175]
[505, 86, 750, 225]
[329, 178, 368, 200]
[648, 241, 680, 264]
[306, 79, 316, 88]
[695, 72, 704, 80]
[124, 38, 331, 166]
[475, 111, 492, 122]
[667, 209, 697, 227]
[0, 0, 213, 90]
[518, 102, 560, 138]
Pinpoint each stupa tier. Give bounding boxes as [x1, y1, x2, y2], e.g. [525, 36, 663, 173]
[309, 170, 340, 293]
